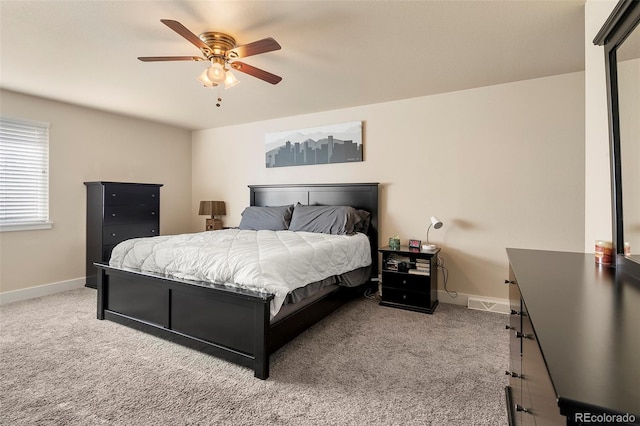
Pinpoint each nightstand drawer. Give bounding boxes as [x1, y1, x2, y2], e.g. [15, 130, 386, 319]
[382, 271, 428, 291]
[382, 287, 432, 308]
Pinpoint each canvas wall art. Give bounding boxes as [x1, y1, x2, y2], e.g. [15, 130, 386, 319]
[265, 121, 363, 168]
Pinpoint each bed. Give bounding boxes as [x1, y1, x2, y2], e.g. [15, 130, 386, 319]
[95, 183, 379, 379]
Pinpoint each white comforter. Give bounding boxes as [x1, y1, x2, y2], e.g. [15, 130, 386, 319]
[109, 229, 372, 318]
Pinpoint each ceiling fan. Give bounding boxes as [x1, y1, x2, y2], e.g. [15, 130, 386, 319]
[138, 19, 282, 105]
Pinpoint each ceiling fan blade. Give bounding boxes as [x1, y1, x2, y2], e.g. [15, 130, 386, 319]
[138, 56, 204, 62]
[228, 37, 281, 59]
[231, 61, 282, 85]
[160, 19, 212, 55]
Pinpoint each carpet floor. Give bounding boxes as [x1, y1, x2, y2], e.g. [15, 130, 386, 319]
[0, 288, 508, 425]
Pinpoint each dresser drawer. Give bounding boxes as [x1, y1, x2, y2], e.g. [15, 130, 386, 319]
[382, 271, 428, 292]
[381, 287, 432, 308]
[521, 307, 564, 425]
[104, 205, 159, 225]
[103, 223, 159, 245]
[103, 184, 160, 206]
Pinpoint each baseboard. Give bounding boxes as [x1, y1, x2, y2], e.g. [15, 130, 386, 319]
[0, 277, 86, 305]
[438, 290, 510, 314]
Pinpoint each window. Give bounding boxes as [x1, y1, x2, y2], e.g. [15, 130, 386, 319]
[0, 117, 51, 231]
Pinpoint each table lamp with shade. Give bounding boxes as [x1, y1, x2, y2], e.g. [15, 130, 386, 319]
[423, 216, 443, 250]
[199, 201, 226, 230]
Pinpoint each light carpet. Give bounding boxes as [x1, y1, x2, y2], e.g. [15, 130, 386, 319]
[0, 288, 508, 425]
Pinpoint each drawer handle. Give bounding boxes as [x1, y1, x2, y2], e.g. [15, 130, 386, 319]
[515, 331, 532, 340]
[504, 279, 516, 285]
[111, 193, 116, 197]
[151, 212, 156, 215]
[505, 371, 521, 378]
[515, 405, 531, 414]
[505, 325, 515, 330]
[111, 213, 116, 217]
[510, 310, 521, 316]
[151, 230, 156, 233]
[402, 279, 407, 285]
[151, 194, 156, 197]
[111, 233, 116, 237]
[402, 294, 407, 300]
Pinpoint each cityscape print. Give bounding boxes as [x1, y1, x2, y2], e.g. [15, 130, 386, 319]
[265, 121, 363, 168]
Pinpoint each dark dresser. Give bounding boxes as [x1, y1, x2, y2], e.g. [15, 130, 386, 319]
[84, 182, 162, 288]
[505, 248, 640, 425]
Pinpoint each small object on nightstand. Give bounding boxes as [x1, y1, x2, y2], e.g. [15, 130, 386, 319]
[389, 236, 401, 250]
[199, 200, 226, 230]
[408, 239, 421, 250]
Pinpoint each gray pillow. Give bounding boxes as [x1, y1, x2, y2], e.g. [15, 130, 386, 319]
[354, 209, 371, 234]
[238, 205, 294, 231]
[289, 205, 363, 235]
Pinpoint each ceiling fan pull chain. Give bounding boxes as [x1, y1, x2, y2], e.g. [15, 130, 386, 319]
[216, 86, 222, 108]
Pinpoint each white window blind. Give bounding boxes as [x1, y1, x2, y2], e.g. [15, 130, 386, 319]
[0, 117, 50, 230]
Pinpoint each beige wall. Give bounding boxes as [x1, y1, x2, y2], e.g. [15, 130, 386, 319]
[0, 90, 192, 293]
[193, 72, 585, 301]
[584, 0, 617, 252]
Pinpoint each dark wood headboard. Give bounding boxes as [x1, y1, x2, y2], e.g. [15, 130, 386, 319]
[249, 183, 379, 277]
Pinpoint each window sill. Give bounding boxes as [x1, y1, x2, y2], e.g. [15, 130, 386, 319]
[0, 222, 53, 232]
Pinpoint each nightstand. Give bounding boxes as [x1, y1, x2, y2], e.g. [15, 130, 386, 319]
[379, 245, 440, 314]
[205, 218, 223, 231]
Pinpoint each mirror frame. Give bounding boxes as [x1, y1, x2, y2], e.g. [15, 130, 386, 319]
[594, 0, 640, 278]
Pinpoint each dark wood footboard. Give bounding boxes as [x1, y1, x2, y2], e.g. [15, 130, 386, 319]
[96, 264, 273, 379]
[96, 264, 368, 379]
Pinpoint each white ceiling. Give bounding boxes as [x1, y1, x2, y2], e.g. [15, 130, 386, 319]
[0, 1, 586, 131]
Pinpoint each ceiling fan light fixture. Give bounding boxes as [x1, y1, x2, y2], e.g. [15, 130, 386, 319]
[206, 62, 226, 84]
[224, 69, 240, 89]
[139, 20, 283, 99]
[197, 69, 216, 87]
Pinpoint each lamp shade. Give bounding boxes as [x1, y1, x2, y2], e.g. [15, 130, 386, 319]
[206, 62, 226, 84]
[430, 216, 443, 229]
[199, 201, 226, 217]
[197, 69, 216, 88]
[425, 216, 443, 247]
[224, 69, 240, 89]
